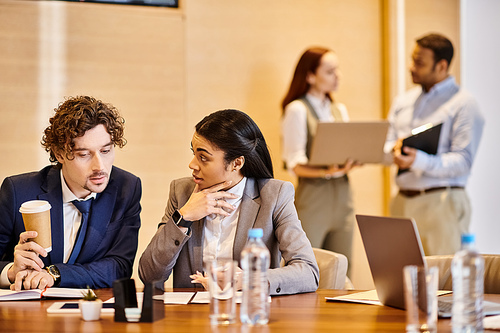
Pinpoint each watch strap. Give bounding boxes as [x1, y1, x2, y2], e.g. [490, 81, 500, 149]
[172, 210, 193, 228]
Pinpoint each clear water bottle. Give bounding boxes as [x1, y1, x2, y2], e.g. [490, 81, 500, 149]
[240, 228, 270, 325]
[451, 233, 484, 333]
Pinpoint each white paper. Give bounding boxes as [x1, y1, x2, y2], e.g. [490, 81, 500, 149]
[325, 290, 383, 306]
[484, 314, 500, 330]
[325, 289, 453, 306]
[0, 287, 93, 302]
[190, 291, 243, 304]
[162, 292, 195, 304]
[190, 291, 210, 304]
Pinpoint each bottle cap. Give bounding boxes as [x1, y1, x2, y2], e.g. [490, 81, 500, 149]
[461, 233, 475, 244]
[248, 228, 263, 238]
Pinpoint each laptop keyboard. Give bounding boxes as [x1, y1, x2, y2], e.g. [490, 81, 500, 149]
[438, 299, 500, 318]
[438, 300, 452, 313]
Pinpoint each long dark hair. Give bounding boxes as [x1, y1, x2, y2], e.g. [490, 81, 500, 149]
[195, 109, 274, 179]
[281, 47, 333, 114]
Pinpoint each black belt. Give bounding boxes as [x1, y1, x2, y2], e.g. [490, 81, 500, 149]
[399, 186, 464, 198]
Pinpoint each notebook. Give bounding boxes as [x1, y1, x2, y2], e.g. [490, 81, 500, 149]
[307, 121, 389, 165]
[355, 214, 500, 318]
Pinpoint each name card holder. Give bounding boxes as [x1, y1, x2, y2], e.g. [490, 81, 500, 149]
[113, 278, 164, 323]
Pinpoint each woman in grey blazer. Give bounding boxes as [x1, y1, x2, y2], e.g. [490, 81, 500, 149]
[139, 109, 319, 295]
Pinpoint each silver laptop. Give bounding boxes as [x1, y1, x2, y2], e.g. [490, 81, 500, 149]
[308, 121, 389, 165]
[356, 214, 500, 317]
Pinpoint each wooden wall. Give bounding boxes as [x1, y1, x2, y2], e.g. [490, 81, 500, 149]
[0, 0, 460, 289]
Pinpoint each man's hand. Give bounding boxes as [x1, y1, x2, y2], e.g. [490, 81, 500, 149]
[7, 231, 48, 283]
[11, 269, 54, 291]
[179, 181, 239, 222]
[394, 146, 417, 169]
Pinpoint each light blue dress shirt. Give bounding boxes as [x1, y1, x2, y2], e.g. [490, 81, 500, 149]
[384, 76, 485, 190]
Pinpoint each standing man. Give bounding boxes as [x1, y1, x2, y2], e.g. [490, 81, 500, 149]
[0, 96, 142, 290]
[384, 33, 484, 255]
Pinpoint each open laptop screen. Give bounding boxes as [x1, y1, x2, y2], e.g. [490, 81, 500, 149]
[356, 214, 426, 309]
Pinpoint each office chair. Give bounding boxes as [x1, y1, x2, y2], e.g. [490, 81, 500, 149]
[312, 248, 349, 290]
[426, 254, 500, 294]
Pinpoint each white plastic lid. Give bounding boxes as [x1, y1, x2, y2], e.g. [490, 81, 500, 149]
[19, 200, 52, 214]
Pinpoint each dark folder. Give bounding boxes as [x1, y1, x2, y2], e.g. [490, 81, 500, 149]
[398, 123, 442, 174]
[402, 123, 442, 155]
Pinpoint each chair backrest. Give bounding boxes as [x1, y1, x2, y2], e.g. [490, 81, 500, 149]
[426, 254, 500, 294]
[312, 248, 348, 290]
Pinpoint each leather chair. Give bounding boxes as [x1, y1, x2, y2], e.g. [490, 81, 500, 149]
[426, 254, 500, 294]
[280, 248, 350, 289]
[312, 248, 349, 290]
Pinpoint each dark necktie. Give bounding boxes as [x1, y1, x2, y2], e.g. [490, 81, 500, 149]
[67, 198, 93, 264]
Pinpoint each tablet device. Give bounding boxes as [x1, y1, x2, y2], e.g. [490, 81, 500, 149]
[47, 301, 115, 314]
[308, 121, 389, 165]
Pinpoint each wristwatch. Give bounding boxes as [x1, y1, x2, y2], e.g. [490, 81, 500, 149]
[172, 210, 193, 228]
[45, 265, 61, 287]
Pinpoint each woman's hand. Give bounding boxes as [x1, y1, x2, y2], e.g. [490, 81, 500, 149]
[189, 267, 243, 291]
[179, 181, 239, 221]
[324, 158, 359, 178]
[190, 271, 208, 289]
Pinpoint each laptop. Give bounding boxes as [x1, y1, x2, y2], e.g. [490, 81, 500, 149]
[307, 121, 389, 165]
[356, 214, 500, 317]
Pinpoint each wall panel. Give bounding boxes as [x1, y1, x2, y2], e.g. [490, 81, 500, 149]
[0, 0, 185, 285]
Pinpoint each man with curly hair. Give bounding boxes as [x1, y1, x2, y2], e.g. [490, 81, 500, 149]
[0, 96, 142, 290]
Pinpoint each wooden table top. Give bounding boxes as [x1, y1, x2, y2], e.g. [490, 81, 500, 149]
[1, 289, 498, 332]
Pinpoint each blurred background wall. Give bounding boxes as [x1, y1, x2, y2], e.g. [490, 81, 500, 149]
[0, 0, 496, 289]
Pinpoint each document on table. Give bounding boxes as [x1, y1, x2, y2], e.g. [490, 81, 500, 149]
[325, 289, 452, 306]
[325, 290, 383, 306]
[161, 292, 195, 304]
[484, 315, 500, 330]
[0, 287, 94, 302]
[190, 291, 243, 304]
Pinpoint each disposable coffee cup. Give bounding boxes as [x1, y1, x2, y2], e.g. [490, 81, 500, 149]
[19, 200, 52, 252]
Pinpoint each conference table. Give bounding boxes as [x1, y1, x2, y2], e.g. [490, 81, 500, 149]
[1, 288, 499, 332]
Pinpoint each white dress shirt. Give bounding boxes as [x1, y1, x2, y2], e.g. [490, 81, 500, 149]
[60, 171, 96, 263]
[203, 177, 246, 268]
[384, 76, 485, 190]
[281, 93, 349, 174]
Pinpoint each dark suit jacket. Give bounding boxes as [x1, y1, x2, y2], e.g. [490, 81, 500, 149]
[139, 177, 319, 295]
[0, 165, 141, 288]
